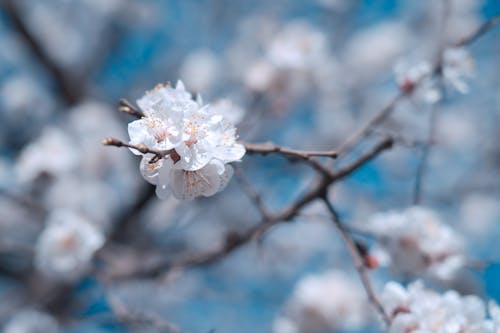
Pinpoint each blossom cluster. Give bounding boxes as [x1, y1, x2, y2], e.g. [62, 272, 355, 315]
[365, 206, 466, 282]
[273, 270, 369, 333]
[382, 281, 500, 333]
[394, 47, 474, 103]
[128, 81, 246, 200]
[35, 209, 105, 281]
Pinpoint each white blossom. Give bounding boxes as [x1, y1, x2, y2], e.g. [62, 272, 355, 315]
[442, 47, 474, 94]
[128, 81, 245, 200]
[4, 309, 60, 333]
[394, 60, 441, 104]
[179, 49, 220, 93]
[16, 127, 79, 183]
[35, 209, 105, 281]
[365, 206, 466, 281]
[381, 280, 500, 333]
[267, 21, 328, 71]
[274, 270, 369, 333]
[210, 99, 246, 125]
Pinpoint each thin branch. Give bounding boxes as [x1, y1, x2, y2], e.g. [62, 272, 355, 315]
[454, 13, 500, 47]
[243, 141, 336, 177]
[413, 101, 439, 204]
[102, 137, 174, 162]
[108, 293, 182, 333]
[243, 141, 338, 159]
[336, 92, 405, 155]
[321, 197, 391, 326]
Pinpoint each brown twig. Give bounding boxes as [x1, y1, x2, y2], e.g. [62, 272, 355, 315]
[243, 141, 337, 159]
[102, 137, 173, 162]
[321, 197, 391, 326]
[243, 141, 336, 177]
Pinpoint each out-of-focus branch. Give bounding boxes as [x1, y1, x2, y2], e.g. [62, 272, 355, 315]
[0, 0, 81, 104]
[108, 293, 182, 333]
[413, 88, 440, 205]
[234, 167, 270, 220]
[454, 13, 500, 47]
[337, 13, 500, 157]
[321, 197, 391, 326]
[337, 91, 406, 155]
[116, 137, 393, 278]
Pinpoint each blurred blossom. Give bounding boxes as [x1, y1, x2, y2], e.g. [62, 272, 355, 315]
[381, 280, 500, 333]
[442, 47, 474, 94]
[364, 206, 466, 282]
[394, 60, 441, 104]
[4, 309, 59, 333]
[35, 209, 105, 281]
[210, 99, 246, 125]
[274, 270, 369, 333]
[179, 49, 220, 94]
[16, 127, 79, 184]
[460, 194, 500, 238]
[344, 22, 410, 83]
[267, 21, 328, 72]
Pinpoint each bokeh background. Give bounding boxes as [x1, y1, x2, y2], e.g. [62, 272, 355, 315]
[0, 0, 500, 332]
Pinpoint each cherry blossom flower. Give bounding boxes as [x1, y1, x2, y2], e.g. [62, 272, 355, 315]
[35, 209, 105, 281]
[128, 81, 245, 200]
[274, 270, 369, 333]
[364, 206, 466, 282]
[381, 280, 500, 333]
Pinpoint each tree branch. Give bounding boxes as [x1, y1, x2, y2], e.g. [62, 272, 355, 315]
[113, 137, 394, 279]
[454, 13, 500, 47]
[0, 0, 82, 104]
[321, 197, 391, 326]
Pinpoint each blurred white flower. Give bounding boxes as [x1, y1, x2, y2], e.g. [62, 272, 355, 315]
[210, 99, 245, 125]
[179, 49, 220, 93]
[394, 61, 441, 104]
[267, 21, 328, 71]
[365, 206, 465, 282]
[16, 127, 79, 183]
[382, 280, 500, 333]
[442, 47, 474, 94]
[35, 209, 105, 281]
[244, 59, 278, 92]
[345, 22, 409, 82]
[4, 309, 59, 333]
[274, 270, 369, 333]
[128, 81, 245, 200]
